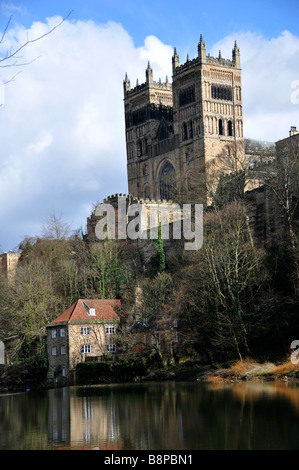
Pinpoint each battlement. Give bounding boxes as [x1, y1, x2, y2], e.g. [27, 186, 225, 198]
[174, 52, 237, 74]
[206, 54, 235, 67]
[173, 36, 240, 74]
[124, 77, 172, 99]
[102, 193, 175, 207]
[86, 194, 182, 244]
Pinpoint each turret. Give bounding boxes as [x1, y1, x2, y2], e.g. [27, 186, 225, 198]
[172, 47, 180, 74]
[232, 40, 240, 68]
[145, 61, 153, 87]
[123, 73, 131, 96]
[198, 34, 206, 64]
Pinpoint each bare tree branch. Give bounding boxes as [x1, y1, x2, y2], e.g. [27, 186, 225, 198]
[0, 10, 73, 68]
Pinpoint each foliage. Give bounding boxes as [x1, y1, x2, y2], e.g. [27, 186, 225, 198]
[155, 224, 166, 271]
[177, 201, 274, 361]
[75, 358, 149, 384]
[76, 362, 112, 384]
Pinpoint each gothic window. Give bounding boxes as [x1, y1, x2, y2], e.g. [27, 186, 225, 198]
[211, 85, 232, 101]
[179, 86, 195, 107]
[182, 122, 188, 141]
[228, 120, 233, 137]
[219, 119, 223, 136]
[197, 120, 201, 136]
[137, 140, 142, 157]
[159, 161, 175, 200]
[189, 120, 193, 138]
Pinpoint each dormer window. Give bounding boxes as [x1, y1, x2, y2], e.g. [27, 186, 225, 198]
[88, 308, 96, 316]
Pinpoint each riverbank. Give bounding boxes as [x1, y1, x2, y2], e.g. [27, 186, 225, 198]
[144, 357, 299, 384]
[195, 357, 299, 384]
[1, 357, 299, 393]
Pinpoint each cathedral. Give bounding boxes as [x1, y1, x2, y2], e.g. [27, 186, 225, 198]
[123, 36, 244, 201]
[87, 35, 284, 247]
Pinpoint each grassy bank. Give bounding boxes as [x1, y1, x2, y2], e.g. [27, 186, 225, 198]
[199, 357, 299, 383]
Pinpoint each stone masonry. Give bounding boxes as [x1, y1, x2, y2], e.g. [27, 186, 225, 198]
[123, 36, 244, 203]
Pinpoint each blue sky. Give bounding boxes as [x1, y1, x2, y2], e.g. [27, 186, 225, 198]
[0, 0, 298, 252]
[2, 0, 299, 48]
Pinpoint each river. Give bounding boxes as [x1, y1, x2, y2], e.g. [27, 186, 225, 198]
[0, 381, 298, 450]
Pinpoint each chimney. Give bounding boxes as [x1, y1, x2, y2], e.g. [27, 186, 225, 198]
[289, 126, 298, 137]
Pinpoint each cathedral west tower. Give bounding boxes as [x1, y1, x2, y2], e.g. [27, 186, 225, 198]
[123, 36, 244, 202]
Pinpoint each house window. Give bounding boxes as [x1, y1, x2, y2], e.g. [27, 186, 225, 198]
[61, 346, 66, 355]
[105, 326, 116, 335]
[88, 308, 96, 316]
[81, 344, 91, 353]
[60, 328, 65, 337]
[51, 330, 57, 339]
[81, 327, 90, 335]
[51, 347, 57, 356]
[62, 368, 66, 377]
[107, 344, 116, 353]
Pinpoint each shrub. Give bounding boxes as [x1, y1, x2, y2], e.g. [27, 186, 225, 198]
[76, 362, 112, 384]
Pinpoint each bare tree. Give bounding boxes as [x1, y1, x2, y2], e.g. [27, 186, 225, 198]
[41, 210, 73, 240]
[0, 11, 72, 86]
[264, 137, 299, 296]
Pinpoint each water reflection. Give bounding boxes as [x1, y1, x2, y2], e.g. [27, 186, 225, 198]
[0, 381, 298, 450]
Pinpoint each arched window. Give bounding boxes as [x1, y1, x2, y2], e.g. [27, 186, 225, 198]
[137, 140, 142, 157]
[228, 120, 233, 137]
[189, 120, 193, 138]
[219, 119, 223, 136]
[159, 161, 175, 200]
[144, 138, 148, 154]
[182, 122, 188, 141]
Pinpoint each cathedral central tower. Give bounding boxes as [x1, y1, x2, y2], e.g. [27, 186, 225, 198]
[123, 36, 244, 202]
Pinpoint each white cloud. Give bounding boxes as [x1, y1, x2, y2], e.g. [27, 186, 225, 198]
[0, 17, 298, 252]
[0, 17, 173, 251]
[211, 30, 299, 141]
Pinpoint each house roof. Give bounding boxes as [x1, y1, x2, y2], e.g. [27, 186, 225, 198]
[48, 299, 121, 325]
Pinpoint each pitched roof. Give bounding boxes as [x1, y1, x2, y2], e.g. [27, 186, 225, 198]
[48, 299, 121, 325]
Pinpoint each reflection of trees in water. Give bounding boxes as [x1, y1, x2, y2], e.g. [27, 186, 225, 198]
[1, 383, 299, 449]
[106, 382, 299, 450]
[109, 383, 203, 450]
[229, 382, 299, 413]
[0, 392, 50, 449]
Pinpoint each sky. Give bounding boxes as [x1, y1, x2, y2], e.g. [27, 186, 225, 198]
[0, 0, 298, 252]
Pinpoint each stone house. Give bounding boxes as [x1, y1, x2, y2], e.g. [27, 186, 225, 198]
[46, 299, 121, 385]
